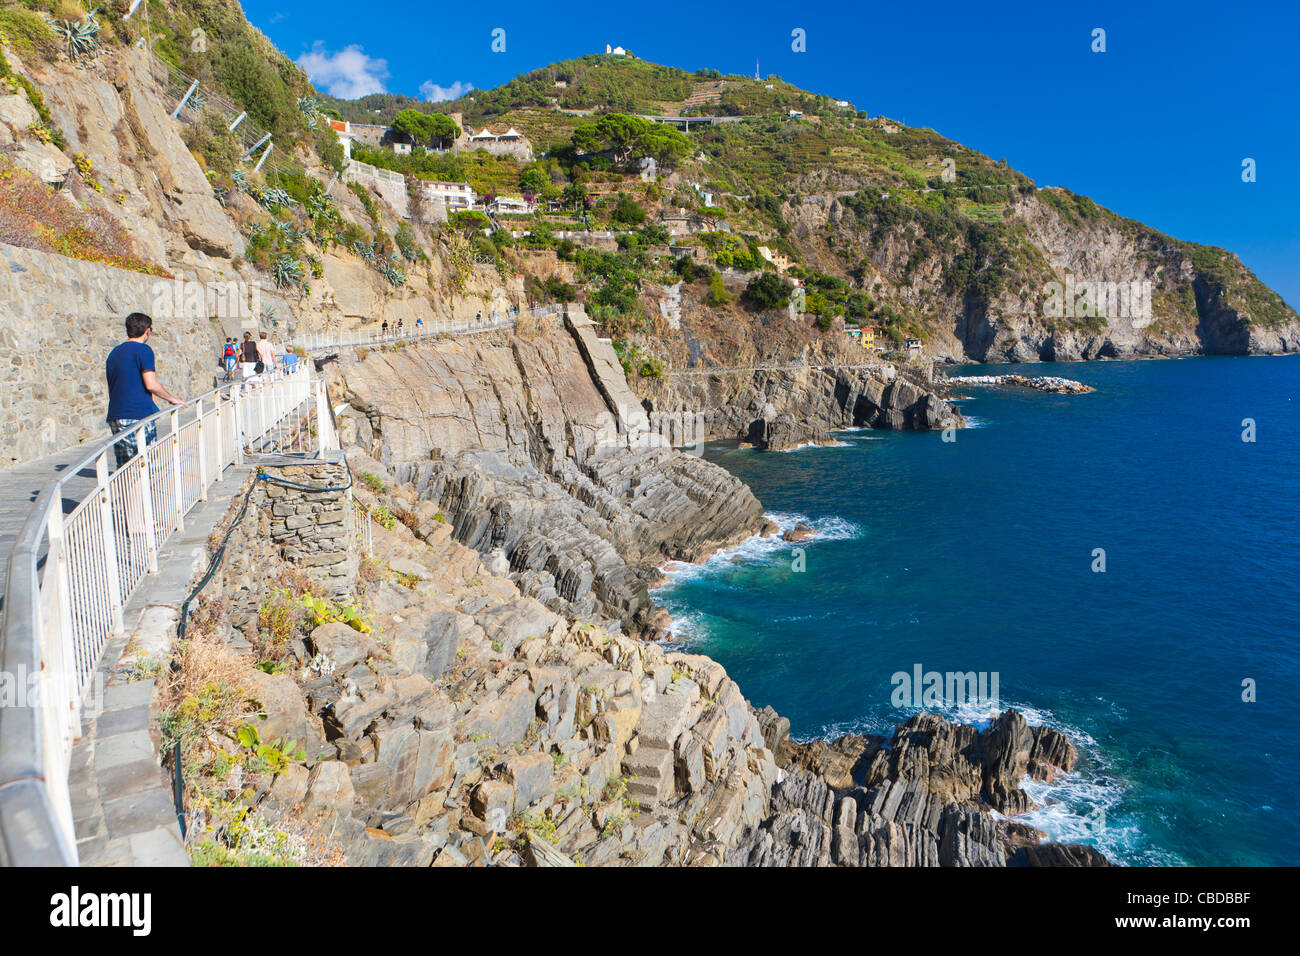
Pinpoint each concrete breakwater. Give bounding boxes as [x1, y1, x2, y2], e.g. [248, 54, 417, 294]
[943, 374, 1095, 394]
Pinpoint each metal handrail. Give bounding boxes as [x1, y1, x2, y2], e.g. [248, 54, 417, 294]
[289, 316, 519, 354]
[0, 363, 331, 865]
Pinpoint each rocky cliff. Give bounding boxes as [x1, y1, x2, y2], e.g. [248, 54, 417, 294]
[0, 39, 518, 465]
[781, 180, 1300, 363]
[328, 308, 766, 635]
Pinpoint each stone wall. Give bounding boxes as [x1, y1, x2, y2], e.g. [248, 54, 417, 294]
[263, 455, 357, 599]
[344, 161, 410, 220]
[0, 244, 219, 465]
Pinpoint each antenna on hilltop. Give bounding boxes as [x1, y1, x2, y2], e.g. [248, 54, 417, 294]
[755, 58, 760, 80]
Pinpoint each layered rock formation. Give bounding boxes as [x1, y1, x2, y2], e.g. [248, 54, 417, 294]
[330, 309, 766, 634]
[731, 709, 1111, 867]
[184, 466, 1108, 867]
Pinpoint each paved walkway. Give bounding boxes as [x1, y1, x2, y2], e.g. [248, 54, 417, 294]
[67, 466, 253, 866]
[0, 446, 101, 614]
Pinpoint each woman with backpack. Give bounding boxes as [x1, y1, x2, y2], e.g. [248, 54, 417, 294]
[221, 338, 237, 382]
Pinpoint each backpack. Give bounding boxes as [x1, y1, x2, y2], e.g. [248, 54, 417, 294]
[223, 343, 236, 358]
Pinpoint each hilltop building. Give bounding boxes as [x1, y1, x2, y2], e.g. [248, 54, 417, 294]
[449, 111, 534, 161]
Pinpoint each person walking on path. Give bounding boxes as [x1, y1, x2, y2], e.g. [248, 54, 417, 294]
[106, 312, 187, 469]
[416, 316, 423, 333]
[221, 337, 237, 382]
[381, 319, 389, 339]
[256, 331, 277, 374]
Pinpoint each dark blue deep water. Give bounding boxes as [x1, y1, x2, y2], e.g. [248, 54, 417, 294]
[655, 357, 1299, 866]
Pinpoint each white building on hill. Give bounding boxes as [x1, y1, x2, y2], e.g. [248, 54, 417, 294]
[420, 180, 475, 211]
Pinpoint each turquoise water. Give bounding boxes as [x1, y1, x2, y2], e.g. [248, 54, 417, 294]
[655, 356, 1300, 867]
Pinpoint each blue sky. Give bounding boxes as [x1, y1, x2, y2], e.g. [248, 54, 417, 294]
[246, 0, 1300, 305]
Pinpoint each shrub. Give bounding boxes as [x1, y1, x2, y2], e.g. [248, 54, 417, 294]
[743, 272, 794, 309]
[611, 192, 646, 226]
[704, 272, 731, 306]
[0, 156, 165, 275]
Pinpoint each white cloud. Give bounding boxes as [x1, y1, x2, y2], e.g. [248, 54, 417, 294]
[419, 80, 474, 103]
[296, 43, 389, 99]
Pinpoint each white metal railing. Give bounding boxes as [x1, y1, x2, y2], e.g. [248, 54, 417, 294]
[0, 364, 334, 865]
[289, 313, 523, 354]
[344, 159, 406, 186]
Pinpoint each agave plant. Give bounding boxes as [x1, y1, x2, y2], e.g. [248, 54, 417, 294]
[260, 187, 297, 210]
[383, 258, 407, 286]
[306, 191, 337, 221]
[54, 8, 101, 60]
[352, 240, 376, 264]
[274, 220, 303, 243]
[189, 89, 208, 114]
[297, 96, 322, 130]
[272, 256, 306, 289]
[212, 183, 229, 206]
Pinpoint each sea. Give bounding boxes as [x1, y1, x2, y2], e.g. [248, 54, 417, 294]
[653, 356, 1300, 866]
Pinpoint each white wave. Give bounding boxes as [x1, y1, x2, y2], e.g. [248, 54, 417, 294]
[772, 440, 853, 453]
[658, 607, 710, 645]
[656, 510, 862, 587]
[804, 694, 1172, 866]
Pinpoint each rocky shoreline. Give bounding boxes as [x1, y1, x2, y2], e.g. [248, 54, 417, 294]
[177, 459, 1110, 867]
[277, 319, 1113, 866]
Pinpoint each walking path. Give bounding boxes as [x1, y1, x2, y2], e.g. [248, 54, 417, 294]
[2, 314, 535, 866]
[66, 466, 252, 866]
[0, 447, 102, 614]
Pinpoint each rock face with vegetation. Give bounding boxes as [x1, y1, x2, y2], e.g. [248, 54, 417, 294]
[430, 54, 1298, 369]
[0, 13, 516, 464]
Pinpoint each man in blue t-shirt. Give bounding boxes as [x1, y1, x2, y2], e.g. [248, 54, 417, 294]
[105, 312, 188, 469]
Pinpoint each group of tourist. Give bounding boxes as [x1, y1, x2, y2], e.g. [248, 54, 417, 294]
[220, 330, 282, 382]
[106, 314, 298, 470]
